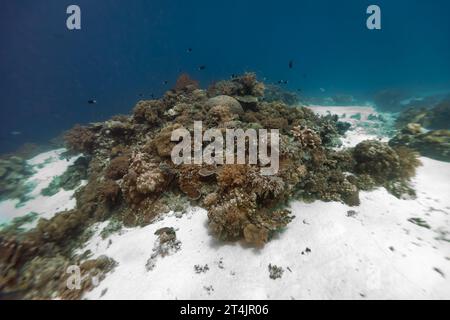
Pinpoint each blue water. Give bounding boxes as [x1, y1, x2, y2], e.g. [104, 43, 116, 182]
[1, 0, 450, 153]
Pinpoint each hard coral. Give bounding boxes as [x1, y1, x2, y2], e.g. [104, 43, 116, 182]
[207, 73, 265, 99]
[105, 155, 130, 180]
[151, 124, 184, 158]
[390, 124, 450, 162]
[353, 140, 400, 182]
[64, 125, 96, 154]
[174, 73, 199, 92]
[291, 126, 322, 149]
[121, 152, 168, 205]
[133, 100, 164, 125]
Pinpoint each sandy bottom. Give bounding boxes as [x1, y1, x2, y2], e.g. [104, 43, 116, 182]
[0, 149, 84, 228]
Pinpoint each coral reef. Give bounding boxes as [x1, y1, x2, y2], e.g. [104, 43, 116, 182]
[390, 123, 450, 162]
[207, 73, 265, 109]
[352, 140, 421, 198]
[0, 73, 425, 299]
[64, 125, 96, 154]
[396, 98, 450, 130]
[263, 85, 301, 105]
[174, 73, 199, 92]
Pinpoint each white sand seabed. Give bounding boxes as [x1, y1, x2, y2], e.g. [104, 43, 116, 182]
[0, 148, 85, 228]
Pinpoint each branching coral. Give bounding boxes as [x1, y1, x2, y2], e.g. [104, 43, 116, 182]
[174, 73, 199, 92]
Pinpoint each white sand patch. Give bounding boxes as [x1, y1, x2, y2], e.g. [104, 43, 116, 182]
[340, 127, 389, 149]
[307, 105, 393, 148]
[81, 157, 450, 300]
[0, 148, 85, 228]
[308, 105, 376, 121]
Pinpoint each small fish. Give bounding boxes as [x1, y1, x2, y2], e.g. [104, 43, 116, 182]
[231, 74, 237, 79]
[277, 80, 289, 85]
[320, 88, 326, 93]
[88, 99, 97, 104]
[187, 48, 193, 53]
[10, 131, 21, 136]
[150, 93, 155, 98]
[198, 65, 206, 71]
[289, 60, 294, 69]
[138, 93, 144, 97]
[297, 88, 302, 92]
[163, 80, 168, 85]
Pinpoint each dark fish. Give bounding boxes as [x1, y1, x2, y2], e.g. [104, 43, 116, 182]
[277, 80, 289, 85]
[198, 65, 206, 71]
[138, 93, 144, 97]
[187, 48, 193, 53]
[150, 93, 155, 98]
[289, 60, 294, 69]
[231, 74, 237, 79]
[88, 99, 97, 104]
[163, 81, 168, 85]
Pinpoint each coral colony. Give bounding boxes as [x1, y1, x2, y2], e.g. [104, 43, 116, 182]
[170, 121, 280, 175]
[0, 73, 428, 299]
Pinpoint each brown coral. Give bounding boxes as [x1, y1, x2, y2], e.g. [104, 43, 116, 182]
[133, 100, 163, 125]
[291, 126, 322, 149]
[353, 140, 400, 182]
[120, 152, 168, 205]
[64, 125, 96, 154]
[174, 73, 199, 92]
[151, 124, 184, 158]
[105, 155, 130, 180]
